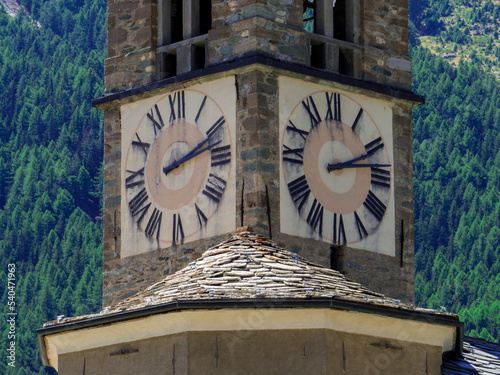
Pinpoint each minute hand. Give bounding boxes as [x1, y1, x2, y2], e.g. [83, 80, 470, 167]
[327, 136, 388, 172]
[163, 139, 222, 176]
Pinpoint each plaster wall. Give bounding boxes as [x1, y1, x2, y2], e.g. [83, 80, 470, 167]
[58, 329, 446, 375]
[47, 307, 456, 374]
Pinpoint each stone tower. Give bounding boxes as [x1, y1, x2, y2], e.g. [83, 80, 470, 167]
[93, 0, 423, 306]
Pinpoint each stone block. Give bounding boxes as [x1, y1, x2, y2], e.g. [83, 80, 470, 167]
[134, 4, 152, 21]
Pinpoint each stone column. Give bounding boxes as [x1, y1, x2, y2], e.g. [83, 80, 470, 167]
[235, 70, 280, 237]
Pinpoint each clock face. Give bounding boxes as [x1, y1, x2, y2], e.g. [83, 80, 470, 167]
[280, 83, 394, 252]
[122, 85, 235, 252]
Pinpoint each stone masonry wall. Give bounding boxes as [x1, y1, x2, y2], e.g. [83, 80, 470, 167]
[105, 0, 157, 93]
[206, 0, 412, 90]
[235, 70, 280, 236]
[360, 0, 412, 91]
[102, 108, 122, 272]
[208, 0, 308, 65]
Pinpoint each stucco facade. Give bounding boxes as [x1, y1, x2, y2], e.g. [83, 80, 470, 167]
[56, 320, 454, 375]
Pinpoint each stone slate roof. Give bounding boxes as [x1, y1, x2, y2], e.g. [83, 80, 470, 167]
[104, 229, 404, 312]
[45, 229, 452, 327]
[442, 337, 500, 374]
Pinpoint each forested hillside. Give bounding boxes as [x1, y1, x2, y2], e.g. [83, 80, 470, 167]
[0, 0, 498, 373]
[0, 0, 106, 373]
[410, 0, 500, 343]
[412, 48, 500, 342]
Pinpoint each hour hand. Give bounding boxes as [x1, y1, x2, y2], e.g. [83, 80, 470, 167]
[163, 139, 222, 176]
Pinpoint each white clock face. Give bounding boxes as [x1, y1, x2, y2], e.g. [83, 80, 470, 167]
[121, 79, 236, 256]
[280, 78, 395, 255]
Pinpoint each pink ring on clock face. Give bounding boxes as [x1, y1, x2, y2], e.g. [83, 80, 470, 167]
[145, 122, 209, 211]
[303, 120, 371, 214]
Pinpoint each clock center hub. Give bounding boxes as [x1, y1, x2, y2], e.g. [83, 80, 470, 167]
[330, 158, 343, 176]
[162, 141, 193, 181]
[146, 122, 209, 211]
[303, 120, 371, 214]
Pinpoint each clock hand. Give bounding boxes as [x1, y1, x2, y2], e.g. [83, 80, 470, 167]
[174, 135, 211, 162]
[327, 152, 369, 172]
[184, 135, 212, 158]
[163, 139, 222, 176]
[327, 143, 388, 172]
[162, 134, 215, 176]
[327, 162, 391, 172]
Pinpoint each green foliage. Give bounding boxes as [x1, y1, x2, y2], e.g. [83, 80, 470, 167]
[410, 0, 450, 35]
[0, 0, 105, 373]
[411, 45, 500, 342]
[412, 0, 500, 80]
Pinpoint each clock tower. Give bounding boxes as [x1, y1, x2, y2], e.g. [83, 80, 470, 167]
[94, 0, 423, 306]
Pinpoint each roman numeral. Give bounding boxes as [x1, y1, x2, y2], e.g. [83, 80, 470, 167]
[306, 199, 323, 235]
[195, 95, 207, 123]
[325, 93, 341, 121]
[351, 108, 363, 132]
[168, 91, 185, 122]
[333, 213, 346, 245]
[125, 168, 145, 189]
[194, 203, 208, 227]
[146, 104, 165, 135]
[287, 175, 310, 212]
[354, 211, 368, 240]
[129, 188, 151, 224]
[132, 133, 150, 156]
[145, 208, 162, 239]
[364, 137, 384, 156]
[206, 116, 225, 139]
[172, 213, 184, 245]
[203, 173, 227, 203]
[302, 96, 321, 128]
[363, 190, 386, 222]
[210, 145, 231, 167]
[286, 120, 309, 141]
[371, 167, 391, 188]
[282, 145, 304, 165]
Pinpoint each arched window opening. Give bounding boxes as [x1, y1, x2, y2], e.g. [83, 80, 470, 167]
[333, 0, 346, 41]
[199, 1, 212, 35]
[171, 0, 183, 44]
[305, 0, 359, 77]
[158, 0, 211, 46]
[303, 0, 315, 33]
[303, 0, 354, 43]
[157, 0, 211, 78]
